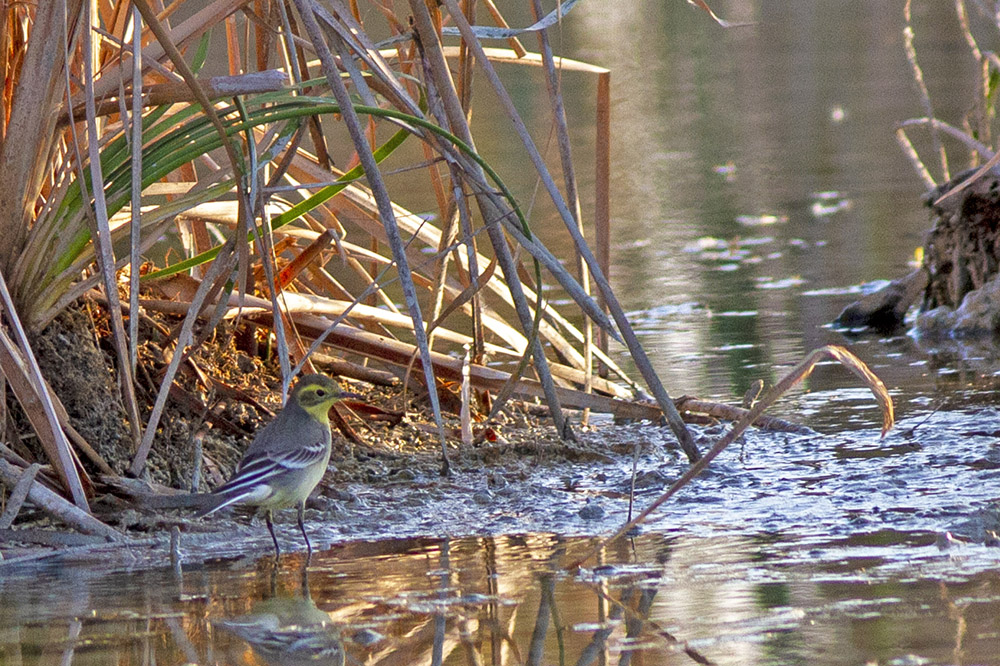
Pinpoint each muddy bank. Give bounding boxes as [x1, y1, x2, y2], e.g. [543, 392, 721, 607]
[3, 407, 1000, 577]
[0, 418, 680, 570]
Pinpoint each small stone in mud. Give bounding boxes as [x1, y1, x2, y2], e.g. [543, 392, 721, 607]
[326, 488, 358, 502]
[578, 503, 605, 520]
[473, 491, 493, 505]
[486, 472, 508, 488]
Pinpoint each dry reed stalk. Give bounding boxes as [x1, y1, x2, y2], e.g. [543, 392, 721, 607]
[409, 0, 570, 437]
[595, 71, 611, 375]
[76, 0, 142, 453]
[293, 0, 452, 471]
[438, 0, 696, 459]
[530, 0, 592, 426]
[903, 0, 948, 181]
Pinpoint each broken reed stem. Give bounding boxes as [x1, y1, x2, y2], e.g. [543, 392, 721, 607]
[0, 463, 41, 529]
[0, 459, 120, 539]
[595, 71, 611, 376]
[438, 0, 696, 459]
[80, 0, 144, 458]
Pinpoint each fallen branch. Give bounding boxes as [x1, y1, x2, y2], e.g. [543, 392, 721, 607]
[0, 459, 122, 540]
[674, 397, 813, 434]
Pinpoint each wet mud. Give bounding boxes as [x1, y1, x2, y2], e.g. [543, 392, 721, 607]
[3, 407, 998, 577]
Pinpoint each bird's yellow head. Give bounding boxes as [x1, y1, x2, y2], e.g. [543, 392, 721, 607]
[290, 374, 344, 424]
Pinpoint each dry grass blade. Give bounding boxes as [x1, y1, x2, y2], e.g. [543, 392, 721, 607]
[277, 229, 336, 289]
[814, 346, 894, 436]
[569, 345, 895, 570]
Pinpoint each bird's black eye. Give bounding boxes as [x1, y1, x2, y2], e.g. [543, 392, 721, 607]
[315, 388, 327, 397]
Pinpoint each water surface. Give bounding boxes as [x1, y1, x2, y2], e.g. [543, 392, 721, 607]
[3, 526, 1000, 666]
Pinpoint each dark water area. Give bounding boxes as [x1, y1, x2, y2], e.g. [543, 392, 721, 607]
[4, 2, 1000, 664]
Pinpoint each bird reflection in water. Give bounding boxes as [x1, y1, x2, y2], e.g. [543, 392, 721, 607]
[214, 567, 345, 666]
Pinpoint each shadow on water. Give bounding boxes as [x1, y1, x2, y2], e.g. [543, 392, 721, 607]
[2, 526, 1000, 665]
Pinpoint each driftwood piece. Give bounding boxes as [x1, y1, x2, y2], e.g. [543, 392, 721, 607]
[674, 397, 813, 434]
[835, 268, 929, 331]
[0, 528, 107, 547]
[0, 463, 41, 529]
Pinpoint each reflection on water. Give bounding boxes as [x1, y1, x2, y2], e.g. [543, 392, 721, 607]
[523, 1, 992, 423]
[2, 532, 1000, 665]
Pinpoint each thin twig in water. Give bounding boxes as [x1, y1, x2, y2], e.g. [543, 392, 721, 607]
[569, 346, 894, 570]
[627, 442, 640, 523]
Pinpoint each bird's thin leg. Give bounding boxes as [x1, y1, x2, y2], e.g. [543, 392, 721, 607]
[297, 500, 312, 555]
[265, 509, 281, 557]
